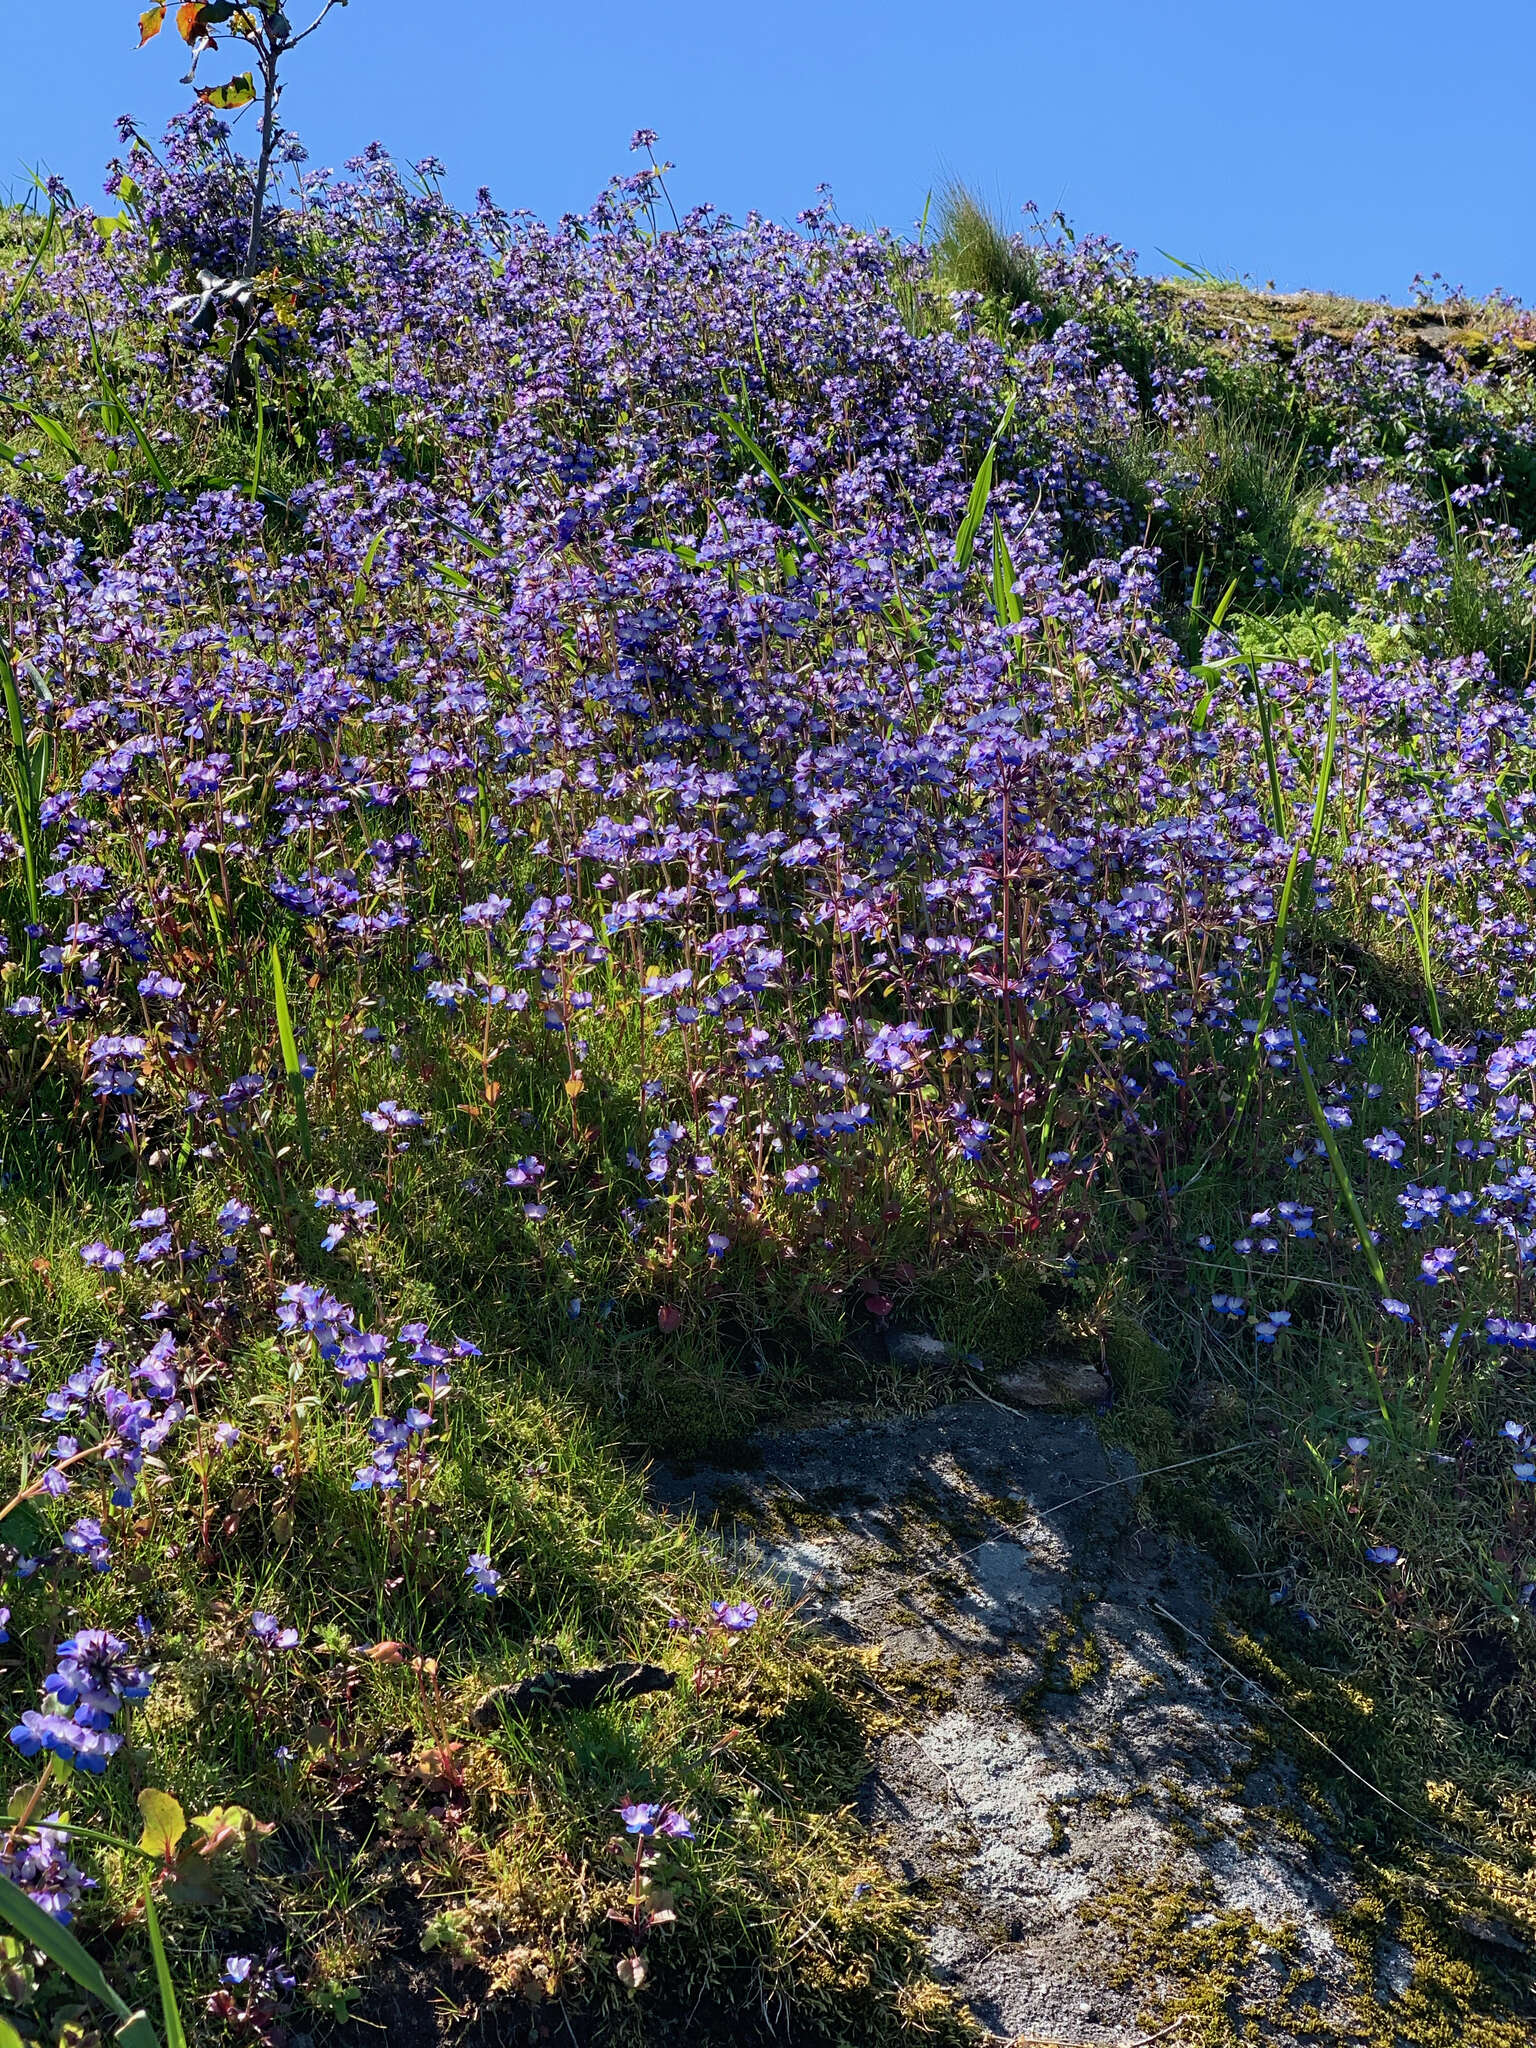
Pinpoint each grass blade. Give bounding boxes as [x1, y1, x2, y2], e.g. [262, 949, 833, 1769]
[1403, 874, 1444, 1039]
[1291, 1030, 1387, 1293]
[1228, 843, 1302, 1140]
[248, 377, 266, 500]
[1424, 1320, 1463, 1449]
[11, 404, 83, 466]
[352, 528, 385, 608]
[0, 1874, 137, 2025]
[1209, 573, 1240, 632]
[717, 412, 823, 552]
[989, 515, 1021, 630]
[3, 196, 57, 325]
[0, 644, 41, 926]
[955, 393, 1016, 572]
[141, 1877, 187, 2048]
[1298, 648, 1339, 909]
[271, 940, 313, 1161]
[1246, 658, 1288, 837]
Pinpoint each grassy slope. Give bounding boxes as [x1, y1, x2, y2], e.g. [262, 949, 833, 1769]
[0, 170, 1533, 2046]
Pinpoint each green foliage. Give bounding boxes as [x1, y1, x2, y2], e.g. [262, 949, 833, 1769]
[1439, 512, 1536, 684]
[5, 104, 1536, 2047]
[930, 183, 1048, 336]
[1098, 393, 1314, 611]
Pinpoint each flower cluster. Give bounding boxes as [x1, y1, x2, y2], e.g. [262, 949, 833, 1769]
[9, 1630, 152, 1775]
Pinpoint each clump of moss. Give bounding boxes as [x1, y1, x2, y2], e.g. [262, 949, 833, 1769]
[1080, 1868, 1307, 2044]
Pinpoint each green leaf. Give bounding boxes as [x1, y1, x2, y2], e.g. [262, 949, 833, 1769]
[196, 73, 256, 108]
[954, 393, 1016, 573]
[0, 1500, 43, 1558]
[0, 1875, 134, 2022]
[115, 2012, 161, 2048]
[137, 5, 167, 44]
[162, 1853, 219, 1908]
[5, 1782, 45, 1823]
[141, 1878, 186, 2048]
[270, 943, 312, 1162]
[136, 1791, 186, 1861]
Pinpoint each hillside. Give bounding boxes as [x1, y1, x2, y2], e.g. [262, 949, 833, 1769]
[0, 124, 1534, 2043]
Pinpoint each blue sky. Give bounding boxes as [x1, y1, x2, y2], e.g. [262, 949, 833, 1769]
[5, 0, 1532, 302]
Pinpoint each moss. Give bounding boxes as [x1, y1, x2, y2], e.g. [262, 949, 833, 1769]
[1041, 1603, 1107, 1697]
[872, 1652, 964, 1717]
[1328, 1893, 1535, 2048]
[1043, 1797, 1070, 1856]
[1079, 1867, 1308, 2045]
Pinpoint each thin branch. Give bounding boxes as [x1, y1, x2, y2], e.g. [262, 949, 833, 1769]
[0, 1437, 119, 1527]
[288, 0, 347, 48]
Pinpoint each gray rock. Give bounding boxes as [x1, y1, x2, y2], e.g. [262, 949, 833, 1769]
[994, 1359, 1112, 1408]
[652, 1398, 1365, 2044]
[885, 1330, 962, 1371]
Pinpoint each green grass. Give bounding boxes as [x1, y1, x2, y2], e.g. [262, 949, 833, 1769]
[0, 1162, 960, 2042]
[929, 183, 1046, 331]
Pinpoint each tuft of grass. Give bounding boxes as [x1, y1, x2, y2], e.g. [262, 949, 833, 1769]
[1439, 515, 1536, 685]
[930, 182, 1048, 333]
[1099, 394, 1314, 612]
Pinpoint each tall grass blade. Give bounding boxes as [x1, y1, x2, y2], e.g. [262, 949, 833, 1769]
[14, 404, 83, 466]
[1298, 648, 1339, 908]
[717, 412, 823, 551]
[0, 1873, 140, 2029]
[990, 516, 1021, 630]
[353, 528, 385, 608]
[1227, 843, 1302, 1142]
[1246, 658, 1288, 836]
[0, 645, 41, 927]
[1404, 875, 1444, 1039]
[78, 297, 172, 494]
[1291, 1031, 1388, 1292]
[1210, 573, 1240, 632]
[249, 378, 266, 500]
[4, 196, 57, 325]
[141, 1876, 187, 2048]
[193, 860, 229, 974]
[271, 940, 313, 1160]
[1425, 1322, 1463, 1450]
[955, 393, 1016, 572]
